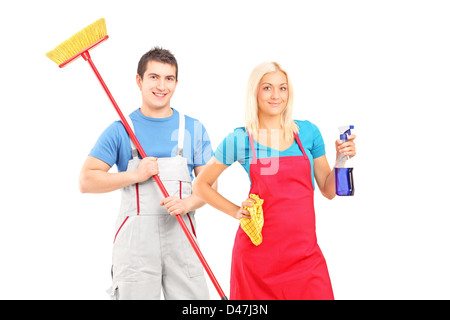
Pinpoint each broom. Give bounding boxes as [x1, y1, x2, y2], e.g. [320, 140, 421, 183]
[46, 18, 227, 300]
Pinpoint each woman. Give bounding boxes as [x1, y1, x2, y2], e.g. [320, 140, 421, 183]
[194, 62, 356, 300]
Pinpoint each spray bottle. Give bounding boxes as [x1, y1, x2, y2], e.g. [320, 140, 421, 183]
[335, 125, 355, 196]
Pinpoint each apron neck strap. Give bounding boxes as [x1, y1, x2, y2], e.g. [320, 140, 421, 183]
[294, 132, 308, 160]
[248, 132, 257, 163]
[177, 112, 185, 157]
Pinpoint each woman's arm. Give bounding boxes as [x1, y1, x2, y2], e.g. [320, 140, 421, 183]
[193, 157, 252, 219]
[313, 155, 335, 199]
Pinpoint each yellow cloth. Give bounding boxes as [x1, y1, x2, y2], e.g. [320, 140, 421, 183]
[240, 194, 264, 246]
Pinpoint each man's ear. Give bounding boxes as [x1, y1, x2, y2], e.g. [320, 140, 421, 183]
[136, 74, 142, 90]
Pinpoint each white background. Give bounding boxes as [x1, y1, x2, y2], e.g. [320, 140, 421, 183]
[0, 0, 449, 299]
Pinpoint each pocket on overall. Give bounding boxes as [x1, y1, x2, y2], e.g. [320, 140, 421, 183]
[180, 213, 204, 278]
[107, 279, 162, 300]
[156, 155, 192, 200]
[165, 175, 202, 277]
[112, 216, 139, 266]
[136, 177, 192, 215]
[113, 216, 130, 244]
[157, 176, 192, 200]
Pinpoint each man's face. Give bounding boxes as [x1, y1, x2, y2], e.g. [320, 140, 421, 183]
[136, 60, 178, 111]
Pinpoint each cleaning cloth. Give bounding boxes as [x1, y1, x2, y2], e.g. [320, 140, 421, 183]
[240, 194, 264, 246]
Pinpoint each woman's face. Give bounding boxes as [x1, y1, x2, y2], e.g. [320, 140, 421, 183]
[257, 71, 289, 118]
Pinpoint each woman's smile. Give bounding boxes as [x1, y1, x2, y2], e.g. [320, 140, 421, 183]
[268, 101, 282, 107]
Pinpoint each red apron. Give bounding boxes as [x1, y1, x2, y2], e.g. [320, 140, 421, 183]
[230, 132, 334, 300]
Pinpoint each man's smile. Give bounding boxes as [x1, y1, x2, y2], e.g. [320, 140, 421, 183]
[153, 92, 168, 98]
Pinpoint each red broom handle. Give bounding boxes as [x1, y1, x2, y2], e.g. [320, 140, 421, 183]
[80, 51, 227, 300]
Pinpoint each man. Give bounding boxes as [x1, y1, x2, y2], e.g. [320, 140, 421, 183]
[79, 47, 213, 300]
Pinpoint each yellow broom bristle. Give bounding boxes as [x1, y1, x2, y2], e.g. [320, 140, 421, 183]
[46, 18, 107, 65]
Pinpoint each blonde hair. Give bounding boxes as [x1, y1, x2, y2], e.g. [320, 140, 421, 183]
[244, 62, 298, 141]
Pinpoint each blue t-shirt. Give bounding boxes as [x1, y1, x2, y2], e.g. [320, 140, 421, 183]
[89, 108, 213, 180]
[214, 120, 326, 189]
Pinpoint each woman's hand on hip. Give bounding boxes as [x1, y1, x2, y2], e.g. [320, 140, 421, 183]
[234, 199, 254, 220]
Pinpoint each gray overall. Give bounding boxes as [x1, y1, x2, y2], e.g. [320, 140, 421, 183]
[107, 113, 210, 300]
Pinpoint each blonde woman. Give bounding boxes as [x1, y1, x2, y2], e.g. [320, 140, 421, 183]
[194, 62, 356, 300]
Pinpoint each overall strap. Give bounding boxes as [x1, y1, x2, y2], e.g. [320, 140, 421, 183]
[177, 112, 185, 157]
[124, 115, 139, 159]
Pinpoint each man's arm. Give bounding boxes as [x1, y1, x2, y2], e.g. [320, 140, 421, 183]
[79, 155, 159, 194]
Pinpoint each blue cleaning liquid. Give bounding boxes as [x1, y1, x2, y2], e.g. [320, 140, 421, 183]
[335, 168, 354, 196]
